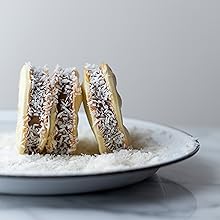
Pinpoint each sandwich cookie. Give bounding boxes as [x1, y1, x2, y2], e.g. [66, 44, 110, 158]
[45, 66, 82, 155]
[82, 63, 130, 153]
[16, 62, 52, 154]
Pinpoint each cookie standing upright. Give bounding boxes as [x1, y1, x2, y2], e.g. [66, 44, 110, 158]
[16, 63, 52, 154]
[45, 66, 82, 155]
[82, 63, 130, 153]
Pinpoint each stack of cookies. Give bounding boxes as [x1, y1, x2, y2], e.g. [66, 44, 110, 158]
[16, 62, 130, 155]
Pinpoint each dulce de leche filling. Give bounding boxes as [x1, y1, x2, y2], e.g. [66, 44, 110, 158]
[85, 64, 125, 151]
[51, 66, 80, 155]
[26, 64, 50, 154]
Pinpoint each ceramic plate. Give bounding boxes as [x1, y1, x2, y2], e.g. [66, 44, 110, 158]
[0, 115, 199, 195]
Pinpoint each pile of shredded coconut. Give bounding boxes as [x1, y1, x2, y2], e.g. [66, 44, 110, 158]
[0, 123, 166, 176]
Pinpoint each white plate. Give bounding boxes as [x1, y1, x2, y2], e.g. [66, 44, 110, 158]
[0, 115, 199, 195]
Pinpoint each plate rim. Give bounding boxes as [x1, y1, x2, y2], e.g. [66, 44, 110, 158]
[0, 119, 200, 179]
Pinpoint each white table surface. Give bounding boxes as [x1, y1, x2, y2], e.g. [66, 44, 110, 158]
[0, 114, 219, 219]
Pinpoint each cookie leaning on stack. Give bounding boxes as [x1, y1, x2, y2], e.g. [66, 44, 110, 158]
[82, 63, 130, 153]
[16, 63, 82, 155]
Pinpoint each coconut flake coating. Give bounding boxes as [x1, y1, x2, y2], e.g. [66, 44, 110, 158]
[26, 63, 50, 154]
[51, 66, 81, 155]
[85, 64, 125, 151]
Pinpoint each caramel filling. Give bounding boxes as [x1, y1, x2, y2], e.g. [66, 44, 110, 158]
[26, 65, 49, 154]
[51, 66, 79, 155]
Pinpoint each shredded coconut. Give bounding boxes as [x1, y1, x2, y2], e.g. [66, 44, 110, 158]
[26, 63, 50, 154]
[50, 66, 81, 155]
[0, 122, 166, 176]
[85, 63, 125, 151]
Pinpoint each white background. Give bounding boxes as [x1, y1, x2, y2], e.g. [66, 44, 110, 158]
[0, 0, 219, 126]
